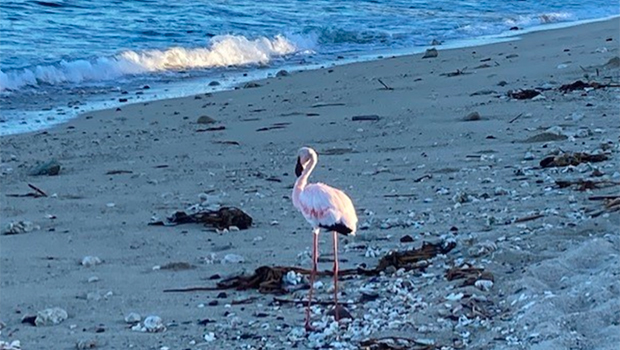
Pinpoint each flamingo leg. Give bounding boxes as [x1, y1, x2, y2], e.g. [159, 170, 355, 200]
[332, 230, 340, 322]
[305, 228, 320, 331]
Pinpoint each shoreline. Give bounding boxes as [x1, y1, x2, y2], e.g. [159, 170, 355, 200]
[1, 17, 619, 350]
[1, 15, 618, 137]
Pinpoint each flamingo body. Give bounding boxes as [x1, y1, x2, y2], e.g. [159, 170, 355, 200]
[291, 146, 357, 331]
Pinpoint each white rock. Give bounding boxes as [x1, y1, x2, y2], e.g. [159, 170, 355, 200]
[222, 253, 245, 264]
[81, 256, 102, 267]
[143, 315, 166, 333]
[523, 152, 535, 160]
[204, 332, 216, 342]
[0, 340, 21, 350]
[35, 307, 68, 326]
[475, 279, 494, 291]
[120, 312, 141, 325]
[3, 221, 40, 235]
[87, 276, 100, 283]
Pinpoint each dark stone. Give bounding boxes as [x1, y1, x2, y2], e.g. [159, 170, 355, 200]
[400, 235, 414, 243]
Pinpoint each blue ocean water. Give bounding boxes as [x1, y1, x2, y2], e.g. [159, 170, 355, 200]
[0, 0, 618, 134]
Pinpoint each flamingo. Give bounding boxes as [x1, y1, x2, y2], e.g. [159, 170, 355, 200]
[292, 146, 358, 331]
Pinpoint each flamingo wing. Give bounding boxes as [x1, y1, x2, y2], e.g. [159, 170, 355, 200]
[297, 183, 358, 235]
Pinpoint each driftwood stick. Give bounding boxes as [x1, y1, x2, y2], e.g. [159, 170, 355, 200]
[273, 297, 355, 306]
[384, 193, 417, 198]
[27, 183, 48, 197]
[513, 213, 544, 223]
[377, 78, 393, 90]
[508, 113, 523, 124]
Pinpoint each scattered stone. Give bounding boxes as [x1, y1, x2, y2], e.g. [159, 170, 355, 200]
[463, 111, 481, 121]
[422, 48, 438, 59]
[505, 54, 519, 59]
[243, 82, 261, 89]
[604, 56, 620, 68]
[197, 115, 216, 124]
[0, 340, 21, 350]
[3, 221, 40, 235]
[204, 332, 216, 342]
[75, 339, 97, 349]
[522, 132, 568, 143]
[523, 152, 535, 160]
[475, 279, 494, 291]
[34, 307, 68, 326]
[351, 115, 380, 121]
[124, 312, 141, 324]
[81, 256, 102, 267]
[30, 159, 61, 176]
[222, 253, 245, 264]
[119, 98, 128, 103]
[208, 300, 218, 306]
[497, 80, 508, 86]
[470, 89, 497, 96]
[216, 292, 227, 299]
[508, 89, 540, 100]
[400, 235, 414, 243]
[327, 305, 353, 320]
[430, 39, 442, 46]
[208, 81, 220, 86]
[137, 316, 166, 333]
[276, 70, 289, 77]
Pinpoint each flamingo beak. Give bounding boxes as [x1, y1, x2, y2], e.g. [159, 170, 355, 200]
[295, 157, 303, 177]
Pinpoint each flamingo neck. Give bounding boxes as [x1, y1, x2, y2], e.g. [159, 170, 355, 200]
[294, 153, 317, 190]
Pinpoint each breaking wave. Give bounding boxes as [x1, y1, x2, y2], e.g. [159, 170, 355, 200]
[0, 34, 300, 91]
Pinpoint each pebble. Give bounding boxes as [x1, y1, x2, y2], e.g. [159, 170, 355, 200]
[29, 159, 61, 176]
[204, 332, 216, 342]
[87, 276, 100, 283]
[81, 256, 102, 267]
[475, 279, 494, 291]
[243, 82, 261, 89]
[34, 307, 68, 326]
[3, 221, 39, 235]
[463, 111, 481, 121]
[141, 315, 166, 333]
[276, 70, 290, 77]
[222, 253, 245, 264]
[197, 115, 216, 124]
[523, 152, 535, 160]
[124, 312, 141, 324]
[422, 48, 438, 58]
[75, 339, 97, 349]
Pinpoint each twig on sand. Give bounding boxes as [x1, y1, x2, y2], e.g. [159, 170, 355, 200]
[384, 193, 417, 198]
[377, 78, 394, 90]
[512, 213, 544, 224]
[28, 183, 48, 197]
[273, 297, 356, 306]
[413, 174, 432, 183]
[508, 113, 523, 124]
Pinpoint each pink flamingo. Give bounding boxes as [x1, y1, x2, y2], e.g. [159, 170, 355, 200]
[292, 146, 358, 331]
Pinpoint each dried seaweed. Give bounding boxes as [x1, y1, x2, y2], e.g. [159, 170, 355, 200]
[149, 207, 253, 230]
[540, 152, 609, 168]
[360, 337, 437, 350]
[507, 89, 540, 100]
[555, 179, 620, 191]
[558, 80, 620, 93]
[446, 265, 494, 287]
[164, 241, 457, 294]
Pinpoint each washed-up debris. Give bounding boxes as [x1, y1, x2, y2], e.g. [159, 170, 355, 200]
[558, 80, 620, 92]
[470, 89, 497, 96]
[149, 207, 252, 230]
[29, 159, 61, 176]
[105, 170, 132, 175]
[422, 48, 438, 59]
[3, 221, 40, 235]
[196, 126, 225, 132]
[165, 241, 456, 294]
[587, 195, 620, 217]
[311, 102, 346, 108]
[75, 339, 98, 350]
[540, 152, 609, 168]
[440, 67, 470, 77]
[555, 179, 620, 191]
[360, 336, 437, 350]
[377, 79, 393, 90]
[256, 122, 290, 132]
[446, 265, 494, 287]
[522, 132, 568, 143]
[158, 262, 196, 271]
[22, 307, 69, 326]
[507, 89, 540, 99]
[352, 115, 381, 121]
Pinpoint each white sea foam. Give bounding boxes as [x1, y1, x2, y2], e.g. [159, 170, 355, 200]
[0, 34, 299, 92]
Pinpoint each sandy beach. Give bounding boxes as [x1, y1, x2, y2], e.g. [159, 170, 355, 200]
[1, 18, 619, 350]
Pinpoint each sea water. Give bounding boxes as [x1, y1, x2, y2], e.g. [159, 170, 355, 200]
[0, 0, 617, 135]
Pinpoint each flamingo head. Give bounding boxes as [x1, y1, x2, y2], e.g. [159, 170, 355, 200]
[296, 147, 317, 177]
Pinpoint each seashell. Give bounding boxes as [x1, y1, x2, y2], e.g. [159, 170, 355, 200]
[203, 332, 216, 342]
[34, 307, 68, 326]
[143, 315, 166, 333]
[221, 253, 244, 264]
[475, 279, 494, 291]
